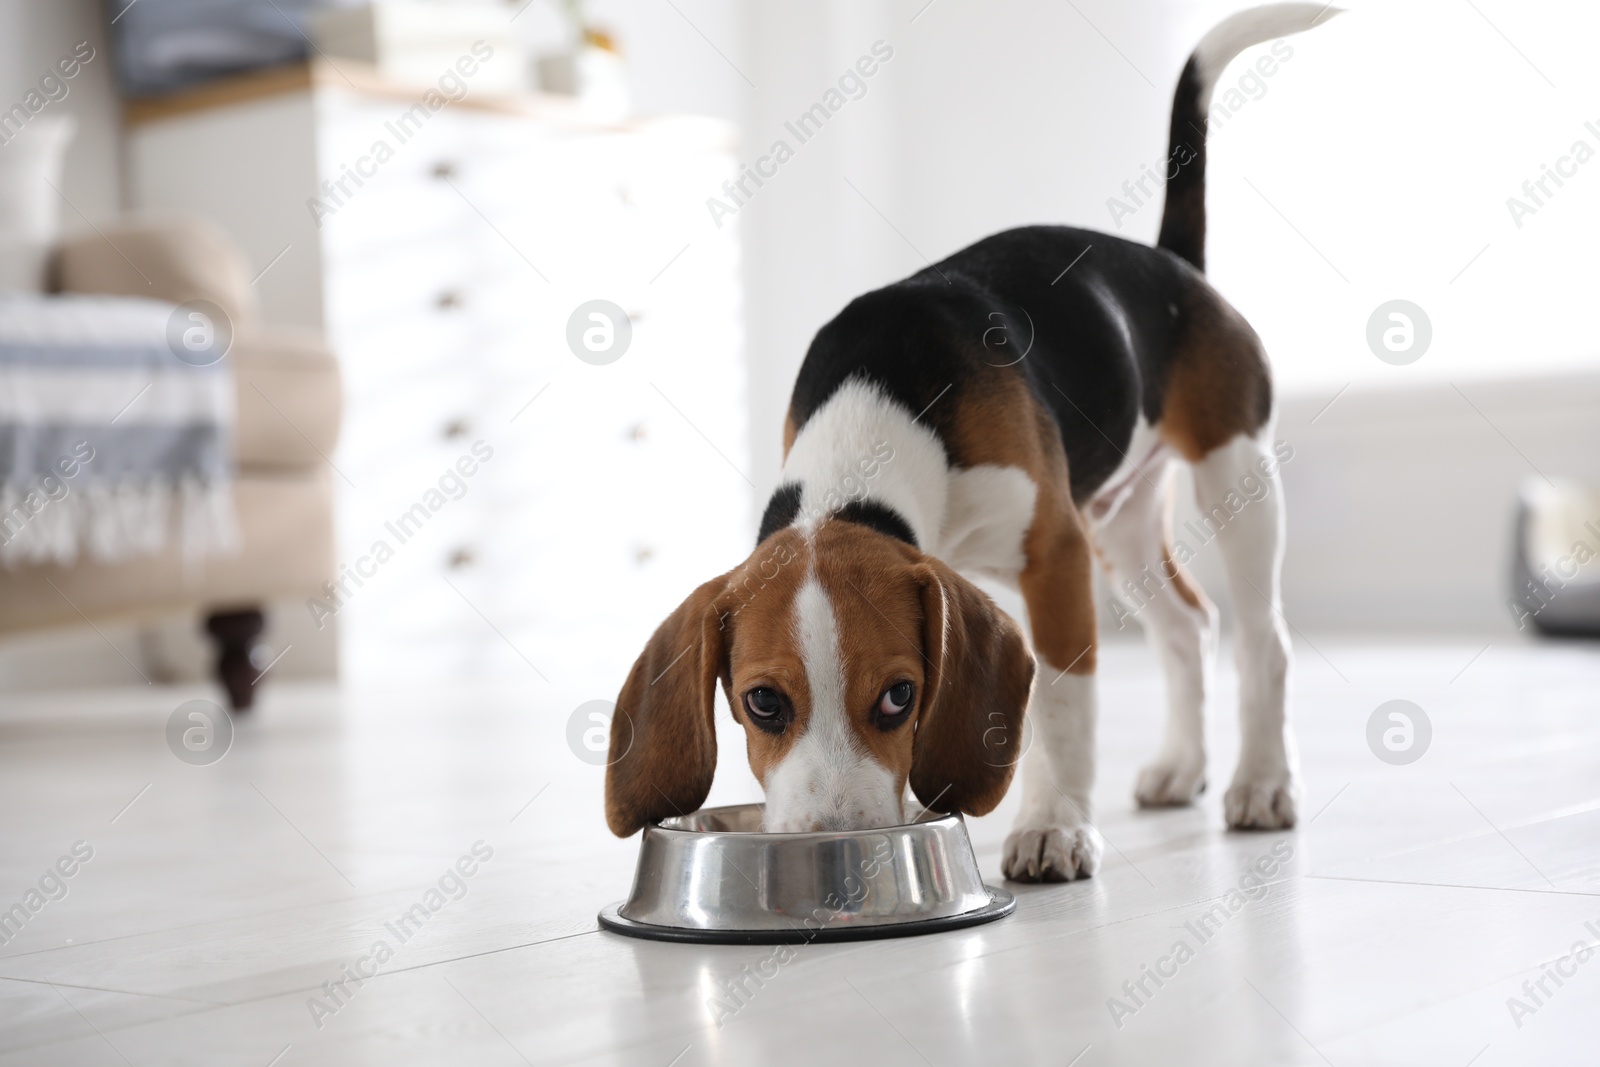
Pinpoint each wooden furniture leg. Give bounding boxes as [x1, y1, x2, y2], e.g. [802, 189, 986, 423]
[205, 608, 267, 710]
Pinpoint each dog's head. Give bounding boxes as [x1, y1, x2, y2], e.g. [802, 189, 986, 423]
[605, 519, 1035, 835]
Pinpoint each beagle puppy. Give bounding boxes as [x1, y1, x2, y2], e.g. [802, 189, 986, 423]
[607, 4, 1331, 882]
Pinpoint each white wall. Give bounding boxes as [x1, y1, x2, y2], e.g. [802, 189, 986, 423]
[1205, 1, 1600, 394]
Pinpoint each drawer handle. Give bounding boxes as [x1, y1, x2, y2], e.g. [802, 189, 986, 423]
[436, 290, 463, 310]
[627, 422, 646, 443]
[432, 161, 458, 180]
[448, 546, 477, 569]
[634, 546, 655, 565]
[443, 418, 471, 440]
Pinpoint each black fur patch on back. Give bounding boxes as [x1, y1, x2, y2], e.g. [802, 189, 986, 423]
[784, 228, 1184, 505]
[834, 500, 918, 548]
[757, 483, 803, 545]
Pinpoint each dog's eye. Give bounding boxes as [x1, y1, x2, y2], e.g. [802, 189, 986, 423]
[878, 682, 914, 716]
[744, 687, 784, 720]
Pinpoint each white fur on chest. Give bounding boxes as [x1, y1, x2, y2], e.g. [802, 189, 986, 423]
[780, 379, 1036, 581]
[939, 465, 1037, 582]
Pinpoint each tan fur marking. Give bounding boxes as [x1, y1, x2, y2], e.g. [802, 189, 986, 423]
[1161, 542, 1206, 611]
[1022, 498, 1099, 676]
[906, 552, 1034, 814]
[721, 530, 814, 787]
[1160, 477, 1209, 612]
[810, 523, 929, 797]
[782, 410, 798, 458]
[933, 367, 1100, 676]
[719, 524, 941, 801]
[605, 573, 732, 836]
[725, 520, 1033, 819]
[1159, 287, 1273, 462]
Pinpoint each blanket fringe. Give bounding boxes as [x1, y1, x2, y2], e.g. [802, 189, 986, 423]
[0, 478, 239, 571]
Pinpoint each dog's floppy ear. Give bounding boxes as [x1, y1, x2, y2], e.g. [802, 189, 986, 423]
[605, 574, 731, 836]
[910, 558, 1035, 817]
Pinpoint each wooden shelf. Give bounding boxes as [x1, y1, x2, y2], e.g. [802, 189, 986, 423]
[125, 58, 597, 127]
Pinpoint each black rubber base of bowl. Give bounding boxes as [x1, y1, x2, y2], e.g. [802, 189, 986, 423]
[597, 886, 1015, 945]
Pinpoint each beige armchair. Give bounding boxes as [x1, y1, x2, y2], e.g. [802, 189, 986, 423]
[0, 216, 341, 708]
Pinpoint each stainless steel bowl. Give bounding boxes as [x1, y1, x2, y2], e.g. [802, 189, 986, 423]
[598, 803, 1015, 944]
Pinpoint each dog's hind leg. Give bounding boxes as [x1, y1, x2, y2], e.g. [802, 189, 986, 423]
[1189, 431, 1300, 829]
[1091, 458, 1217, 809]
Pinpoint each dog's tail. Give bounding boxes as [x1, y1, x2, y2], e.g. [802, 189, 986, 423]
[1158, 4, 1339, 272]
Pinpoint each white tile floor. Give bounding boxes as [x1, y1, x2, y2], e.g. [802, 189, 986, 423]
[1, 636, 1597, 1066]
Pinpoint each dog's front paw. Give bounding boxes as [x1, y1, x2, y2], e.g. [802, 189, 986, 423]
[1134, 754, 1206, 808]
[1224, 766, 1300, 829]
[1002, 824, 1102, 883]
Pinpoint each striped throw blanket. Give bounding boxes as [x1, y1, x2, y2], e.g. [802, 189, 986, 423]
[0, 291, 236, 567]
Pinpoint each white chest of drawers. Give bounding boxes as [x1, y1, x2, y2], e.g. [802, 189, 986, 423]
[127, 62, 750, 686]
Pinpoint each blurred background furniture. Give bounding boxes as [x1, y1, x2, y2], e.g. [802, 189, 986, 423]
[0, 215, 341, 708]
[1514, 478, 1600, 637]
[123, 57, 748, 685]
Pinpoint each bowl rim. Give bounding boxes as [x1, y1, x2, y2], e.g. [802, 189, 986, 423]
[598, 887, 1015, 944]
[650, 801, 962, 840]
